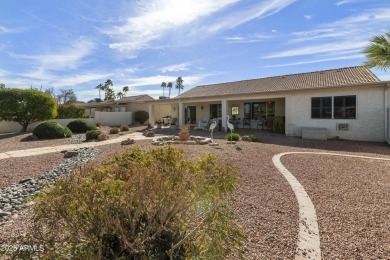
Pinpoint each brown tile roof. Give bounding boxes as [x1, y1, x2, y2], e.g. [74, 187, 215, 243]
[117, 94, 154, 102]
[177, 66, 381, 99]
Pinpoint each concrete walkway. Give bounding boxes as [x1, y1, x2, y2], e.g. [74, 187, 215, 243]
[0, 132, 150, 160]
[273, 152, 390, 260]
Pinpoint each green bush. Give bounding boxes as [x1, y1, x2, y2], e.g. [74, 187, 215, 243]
[12, 146, 246, 259]
[244, 134, 257, 142]
[134, 110, 149, 124]
[67, 119, 96, 133]
[32, 121, 72, 139]
[85, 130, 101, 141]
[273, 116, 285, 133]
[225, 133, 241, 141]
[0, 88, 57, 132]
[109, 127, 120, 134]
[120, 125, 129, 131]
[56, 105, 87, 119]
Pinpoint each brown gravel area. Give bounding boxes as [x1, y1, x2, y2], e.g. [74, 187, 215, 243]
[0, 153, 64, 188]
[282, 154, 390, 259]
[0, 125, 148, 153]
[0, 129, 389, 259]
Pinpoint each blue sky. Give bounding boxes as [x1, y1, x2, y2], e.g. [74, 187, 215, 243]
[1, 0, 389, 101]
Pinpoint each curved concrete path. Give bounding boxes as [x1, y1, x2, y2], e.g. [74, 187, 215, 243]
[0, 132, 149, 160]
[273, 152, 390, 260]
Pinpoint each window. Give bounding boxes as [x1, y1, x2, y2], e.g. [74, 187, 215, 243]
[244, 103, 251, 119]
[209, 104, 221, 118]
[311, 97, 332, 119]
[245, 101, 275, 120]
[334, 95, 356, 119]
[231, 105, 239, 115]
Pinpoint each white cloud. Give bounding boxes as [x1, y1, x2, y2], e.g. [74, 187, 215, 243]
[263, 41, 366, 59]
[335, 0, 367, 6]
[224, 33, 271, 43]
[159, 62, 191, 73]
[0, 25, 23, 33]
[265, 8, 390, 59]
[263, 54, 364, 67]
[120, 74, 209, 88]
[106, 0, 238, 52]
[304, 15, 312, 20]
[9, 38, 95, 71]
[203, 0, 296, 33]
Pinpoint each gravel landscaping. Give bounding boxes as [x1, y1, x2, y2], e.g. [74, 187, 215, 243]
[0, 128, 389, 259]
[282, 154, 390, 259]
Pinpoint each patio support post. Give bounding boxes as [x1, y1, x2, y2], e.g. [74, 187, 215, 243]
[179, 102, 184, 127]
[148, 104, 155, 126]
[221, 99, 227, 132]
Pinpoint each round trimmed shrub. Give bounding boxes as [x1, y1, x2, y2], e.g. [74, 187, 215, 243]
[134, 110, 149, 124]
[225, 133, 240, 141]
[33, 122, 72, 139]
[85, 130, 101, 141]
[67, 119, 96, 133]
[244, 134, 257, 142]
[120, 125, 129, 132]
[109, 127, 120, 134]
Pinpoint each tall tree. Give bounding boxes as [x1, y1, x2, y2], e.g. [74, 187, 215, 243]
[161, 82, 167, 97]
[104, 79, 114, 101]
[95, 83, 104, 99]
[123, 86, 129, 96]
[117, 91, 124, 99]
[175, 77, 184, 95]
[105, 88, 116, 101]
[167, 82, 173, 98]
[56, 89, 77, 104]
[0, 83, 5, 89]
[0, 88, 57, 132]
[363, 30, 390, 71]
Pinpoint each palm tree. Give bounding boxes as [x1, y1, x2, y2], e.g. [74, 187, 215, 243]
[175, 77, 184, 95]
[161, 82, 167, 97]
[363, 31, 390, 71]
[95, 83, 104, 99]
[117, 91, 124, 99]
[167, 82, 173, 98]
[123, 86, 129, 96]
[105, 88, 116, 100]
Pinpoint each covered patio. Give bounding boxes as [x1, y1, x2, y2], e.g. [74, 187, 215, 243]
[148, 96, 286, 133]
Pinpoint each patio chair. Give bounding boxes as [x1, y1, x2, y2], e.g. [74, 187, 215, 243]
[194, 117, 208, 130]
[257, 118, 266, 130]
[242, 118, 251, 128]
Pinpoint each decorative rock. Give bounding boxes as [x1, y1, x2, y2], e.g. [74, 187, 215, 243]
[209, 143, 219, 146]
[97, 133, 109, 141]
[19, 178, 32, 184]
[64, 151, 79, 158]
[121, 138, 135, 145]
[0, 211, 11, 217]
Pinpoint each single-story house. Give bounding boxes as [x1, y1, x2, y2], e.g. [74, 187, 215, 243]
[79, 94, 154, 118]
[147, 66, 390, 143]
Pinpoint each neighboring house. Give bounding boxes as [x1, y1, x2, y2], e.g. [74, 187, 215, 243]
[80, 95, 154, 118]
[147, 66, 390, 143]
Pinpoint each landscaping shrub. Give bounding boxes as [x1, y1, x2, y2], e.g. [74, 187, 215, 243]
[85, 129, 101, 141]
[134, 110, 149, 124]
[56, 105, 87, 119]
[225, 132, 241, 141]
[67, 119, 96, 133]
[273, 116, 285, 133]
[32, 121, 72, 139]
[109, 127, 120, 134]
[120, 125, 129, 131]
[243, 134, 257, 142]
[12, 146, 246, 259]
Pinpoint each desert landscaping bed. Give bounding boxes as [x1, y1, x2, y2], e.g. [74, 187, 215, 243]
[0, 131, 389, 258]
[282, 154, 390, 259]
